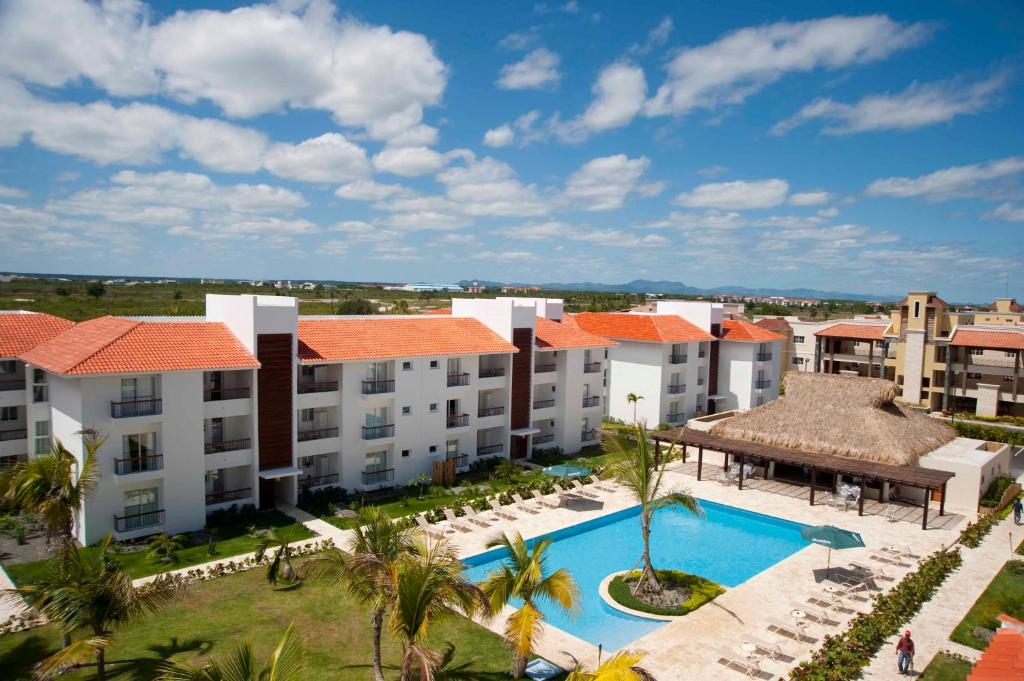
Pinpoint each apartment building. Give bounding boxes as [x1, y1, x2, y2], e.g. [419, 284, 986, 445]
[946, 326, 1024, 417]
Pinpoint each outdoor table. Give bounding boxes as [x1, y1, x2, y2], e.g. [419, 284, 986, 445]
[741, 643, 758, 655]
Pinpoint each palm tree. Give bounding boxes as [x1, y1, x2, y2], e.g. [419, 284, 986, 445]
[603, 423, 704, 592]
[625, 393, 644, 424]
[388, 536, 488, 681]
[156, 621, 303, 681]
[255, 529, 299, 587]
[3, 430, 103, 543]
[147, 533, 184, 564]
[303, 506, 416, 681]
[13, 537, 186, 679]
[566, 649, 657, 681]
[479, 532, 580, 679]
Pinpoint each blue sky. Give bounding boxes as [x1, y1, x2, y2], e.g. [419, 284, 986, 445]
[0, 0, 1022, 302]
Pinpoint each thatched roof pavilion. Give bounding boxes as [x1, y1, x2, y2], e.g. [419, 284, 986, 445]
[709, 372, 956, 467]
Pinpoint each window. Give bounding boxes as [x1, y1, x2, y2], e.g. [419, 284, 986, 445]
[0, 406, 17, 421]
[913, 301, 921, 318]
[34, 420, 50, 455]
[852, 341, 860, 347]
[402, 361, 412, 371]
[446, 440, 458, 457]
[967, 372, 983, 380]
[32, 368, 48, 403]
[365, 450, 387, 472]
[0, 360, 15, 374]
[123, 432, 156, 457]
[429, 403, 438, 412]
[366, 407, 389, 426]
[792, 357, 803, 365]
[792, 335, 805, 344]
[300, 365, 315, 379]
[429, 445, 437, 453]
[300, 408, 314, 424]
[968, 348, 984, 356]
[1006, 351, 1016, 358]
[447, 357, 461, 374]
[121, 376, 156, 400]
[368, 362, 390, 380]
[430, 360, 439, 369]
[124, 487, 158, 516]
[584, 349, 593, 364]
[401, 406, 411, 416]
[205, 469, 224, 492]
[401, 449, 410, 458]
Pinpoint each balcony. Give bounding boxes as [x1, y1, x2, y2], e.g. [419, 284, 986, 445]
[361, 379, 395, 395]
[298, 426, 339, 442]
[535, 363, 556, 373]
[203, 387, 250, 402]
[667, 384, 685, 394]
[113, 454, 163, 476]
[756, 352, 773, 362]
[205, 438, 251, 454]
[583, 362, 602, 373]
[447, 454, 469, 470]
[580, 429, 598, 442]
[0, 428, 26, 442]
[0, 379, 23, 391]
[698, 350, 706, 359]
[113, 509, 164, 533]
[533, 399, 555, 409]
[754, 379, 772, 389]
[477, 443, 504, 456]
[697, 377, 705, 386]
[447, 414, 469, 429]
[669, 354, 688, 365]
[111, 398, 162, 419]
[666, 412, 686, 423]
[362, 468, 395, 486]
[206, 488, 252, 506]
[447, 372, 471, 387]
[582, 396, 600, 408]
[478, 406, 505, 417]
[297, 381, 338, 394]
[534, 434, 555, 445]
[362, 424, 395, 440]
[299, 473, 339, 491]
[479, 367, 505, 378]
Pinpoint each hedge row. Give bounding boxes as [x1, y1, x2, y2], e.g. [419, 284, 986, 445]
[607, 569, 723, 617]
[950, 421, 1024, 446]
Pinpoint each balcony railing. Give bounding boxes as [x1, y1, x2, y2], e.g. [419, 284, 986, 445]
[203, 387, 251, 402]
[667, 384, 685, 394]
[0, 428, 27, 442]
[205, 438, 251, 454]
[111, 398, 162, 418]
[113, 509, 164, 533]
[477, 443, 504, 456]
[0, 379, 23, 391]
[580, 429, 598, 442]
[447, 454, 469, 470]
[669, 354, 688, 364]
[362, 468, 395, 486]
[114, 454, 163, 475]
[666, 412, 686, 423]
[478, 406, 505, 417]
[754, 379, 772, 389]
[298, 381, 338, 394]
[362, 379, 395, 395]
[362, 424, 395, 440]
[697, 377, 705, 386]
[583, 361, 602, 373]
[698, 350, 706, 358]
[535, 363, 556, 373]
[479, 367, 505, 378]
[582, 396, 600, 408]
[447, 414, 469, 429]
[534, 434, 555, 444]
[447, 372, 471, 387]
[298, 426, 339, 442]
[533, 399, 555, 409]
[756, 352, 773, 362]
[206, 488, 252, 506]
[299, 473, 339, 491]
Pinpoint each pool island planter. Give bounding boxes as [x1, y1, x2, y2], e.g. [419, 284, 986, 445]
[599, 569, 725, 621]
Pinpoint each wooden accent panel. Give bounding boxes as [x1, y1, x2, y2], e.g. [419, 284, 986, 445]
[257, 333, 293, 471]
[510, 328, 533, 429]
[708, 324, 721, 410]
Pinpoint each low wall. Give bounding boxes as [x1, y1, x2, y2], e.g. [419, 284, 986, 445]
[979, 482, 1022, 516]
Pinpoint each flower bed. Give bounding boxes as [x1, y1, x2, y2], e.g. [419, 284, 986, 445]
[607, 569, 723, 617]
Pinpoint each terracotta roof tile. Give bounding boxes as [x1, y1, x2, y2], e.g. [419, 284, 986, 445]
[535, 317, 617, 350]
[422, 308, 452, 315]
[298, 317, 518, 362]
[815, 323, 887, 342]
[950, 327, 1024, 351]
[0, 312, 75, 358]
[21, 317, 259, 375]
[753, 317, 792, 332]
[569, 312, 715, 343]
[968, 628, 1024, 680]
[722, 319, 785, 342]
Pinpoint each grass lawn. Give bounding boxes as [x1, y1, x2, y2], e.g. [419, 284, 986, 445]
[950, 560, 1024, 650]
[920, 652, 972, 680]
[0, 557, 517, 681]
[4, 511, 313, 584]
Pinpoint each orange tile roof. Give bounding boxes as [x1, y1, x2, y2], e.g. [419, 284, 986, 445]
[569, 312, 715, 343]
[968, 627, 1024, 680]
[0, 312, 75, 357]
[950, 327, 1024, 351]
[422, 308, 452, 315]
[21, 317, 260, 375]
[815, 323, 887, 342]
[298, 317, 518, 362]
[535, 317, 617, 350]
[753, 317, 792, 332]
[722, 318, 785, 342]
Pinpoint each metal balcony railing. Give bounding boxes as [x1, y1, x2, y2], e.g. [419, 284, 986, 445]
[666, 413, 686, 423]
[698, 350, 706, 358]
[110, 398, 162, 418]
[534, 434, 555, 444]
[697, 377, 705, 386]
[535, 363, 556, 373]
[756, 352, 773, 362]
[114, 454, 163, 475]
[298, 381, 338, 394]
[582, 396, 600, 408]
[478, 406, 505, 417]
[298, 427, 339, 442]
[447, 454, 469, 470]
[667, 384, 685, 394]
[0, 428, 27, 442]
[205, 438, 251, 454]
[754, 379, 772, 389]
[362, 379, 395, 395]
[477, 443, 504, 456]
[299, 473, 339, 490]
[446, 414, 469, 428]
[361, 424, 395, 440]
[0, 379, 23, 391]
[447, 372, 471, 387]
[203, 387, 251, 401]
[580, 429, 598, 442]
[362, 468, 395, 486]
[113, 509, 164, 533]
[583, 361, 602, 373]
[533, 399, 555, 409]
[669, 354, 688, 364]
[206, 488, 252, 505]
[479, 367, 505, 378]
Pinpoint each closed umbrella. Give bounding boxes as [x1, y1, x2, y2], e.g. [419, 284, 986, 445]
[800, 525, 865, 577]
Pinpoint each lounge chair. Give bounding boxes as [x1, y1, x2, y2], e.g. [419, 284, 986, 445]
[850, 561, 895, 583]
[531, 489, 558, 509]
[870, 552, 910, 568]
[715, 647, 763, 679]
[415, 514, 446, 539]
[790, 601, 835, 626]
[767, 618, 814, 643]
[488, 498, 517, 521]
[442, 508, 472, 533]
[881, 545, 919, 561]
[461, 505, 491, 528]
[570, 480, 599, 498]
[552, 484, 581, 504]
[511, 493, 541, 514]
[743, 635, 792, 663]
[593, 479, 617, 493]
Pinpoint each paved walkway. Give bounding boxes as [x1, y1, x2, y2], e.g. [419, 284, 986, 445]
[275, 501, 354, 547]
[0, 563, 29, 625]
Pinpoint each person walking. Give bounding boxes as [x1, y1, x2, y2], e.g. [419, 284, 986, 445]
[896, 630, 915, 675]
[1013, 498, 1022, 525]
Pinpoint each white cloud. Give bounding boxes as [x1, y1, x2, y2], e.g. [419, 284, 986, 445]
[497, 48, 560, 90]
[378, 210, 471, 231]
[263, 133, 369, 184]
[628, 17, 673, 56]
[562, 154, 661, 211]
[817, 206, 840, 218]
[504, 220, 666, 247]
[483, 125, 515, 148]
[698, 165, 728, 178]
[788, 191, 832, 206]
[646, 15, 931, 118]
[640, 210, 749, 231]
[578, 62, 647, 134]
[373, 146, 470, 177]
[334, 179, 411, 201]
[985, 203, 1024, 222]
[772, 74, 1007, 135]
[0, 185, 27, 199]
[674, 179, 790, 210]
[436, 157, 548, 216]
[471, 249, 535, 261]
[865, 156, 1024, 201]
[500, 28, 541, 51]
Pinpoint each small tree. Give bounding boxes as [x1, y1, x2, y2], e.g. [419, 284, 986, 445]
[626, 393, 644, 423]
[566, 650, 657, 680]
[85, 283, 105, 299]
[146, 533, 184, 564]
[255, 529, 299, 587]
[157, 622, 303, 681]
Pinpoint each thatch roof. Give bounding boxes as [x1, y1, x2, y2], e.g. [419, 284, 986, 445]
[709, 373, 956, 466]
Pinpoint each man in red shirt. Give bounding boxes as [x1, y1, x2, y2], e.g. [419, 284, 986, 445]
[896, 630, 915, 674]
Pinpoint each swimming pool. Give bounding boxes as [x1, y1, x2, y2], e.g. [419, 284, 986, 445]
[463, 499, 810, 650]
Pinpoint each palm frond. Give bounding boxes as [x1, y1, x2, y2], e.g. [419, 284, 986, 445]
[565, 649, 657, 681]
[263, 621, 304, 681]
[534, 567, 581, 615]
[503, 602, 542, 659]
[33, 635, 111, 681]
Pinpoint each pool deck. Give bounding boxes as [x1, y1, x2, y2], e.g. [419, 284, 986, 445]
[437, 451, 971, 679]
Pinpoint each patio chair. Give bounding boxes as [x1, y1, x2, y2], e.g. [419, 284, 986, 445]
[881, 545, 919, 561]
[511, 493, 541, 514]
[461, 505, 491, 528]
[552, 484, 581, 503]
[570, 479, 599, 498]
[488, 498, 518, 521]
[790, 601, 836, 626]
[743, 635, 792, 663]
[442, 508, 473, 533]
[531, 489, 558, 509]
[869, 552, 910, 568]
[415, 514, 446, 539]
[850, 561, 895, 583]
[715, 647, 763, 679]
[885, 505, 900, 523]
[767, 619, 814, 643]
[593, 479, 617, 493]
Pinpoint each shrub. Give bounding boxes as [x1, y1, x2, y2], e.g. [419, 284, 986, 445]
[950, 421, 1024, 446]
[607, 569, 723, 617]
[980, 476, 1015, 508]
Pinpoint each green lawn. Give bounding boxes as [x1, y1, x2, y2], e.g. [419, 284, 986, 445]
[0, 557, 516, 681]
[920, 652, 972, 680]
[950, 560, 1024, 650]
[4, 511, 313, 584]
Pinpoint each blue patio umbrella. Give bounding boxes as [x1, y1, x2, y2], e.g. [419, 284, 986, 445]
[800, 525, 865, 576]
[542, 463, 591, 479]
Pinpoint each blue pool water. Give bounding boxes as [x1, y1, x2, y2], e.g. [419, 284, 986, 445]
[463, 500, 810, 650]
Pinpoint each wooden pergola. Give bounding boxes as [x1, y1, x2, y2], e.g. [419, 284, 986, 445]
[652, 428, 955, 530]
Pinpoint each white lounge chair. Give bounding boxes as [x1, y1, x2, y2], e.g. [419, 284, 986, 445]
[552, 484, 581, 504]
[767, 618, 814, 644]
[531, 489, 558, 509]
[442, 508, 472, 532]
[593, 479, 616, 493]
[715, 648, 762, 678]
[881, 545, 919, 561]
[850, 561, 895, 583]
[870, 552, 910, 568]
[511, 493, 541, 514]
[488, 498, 517, 521]
[570, 479, 599, 498]
[743, 635, 792, 663]
[415, 514, 446, 538]
[790, 600, 836, 626]
[461, 505, 491, 528]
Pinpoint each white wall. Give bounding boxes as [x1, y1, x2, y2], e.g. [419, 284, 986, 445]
[655, 301, 724, 333]
[607, 340, 665, 425]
